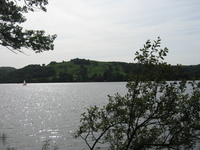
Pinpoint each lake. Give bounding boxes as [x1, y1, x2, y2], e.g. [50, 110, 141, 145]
[0, 82, 199, 150]
[0, 82, 127, 150]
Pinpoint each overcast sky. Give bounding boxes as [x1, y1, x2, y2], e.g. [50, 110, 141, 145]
[1, 0, 200, 68]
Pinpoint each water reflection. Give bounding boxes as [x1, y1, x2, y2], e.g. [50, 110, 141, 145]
[0, 82, 127, 149]
[0, 133, 6, 149]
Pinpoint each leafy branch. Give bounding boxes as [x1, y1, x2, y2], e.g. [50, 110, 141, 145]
[74, 37, 200, 150]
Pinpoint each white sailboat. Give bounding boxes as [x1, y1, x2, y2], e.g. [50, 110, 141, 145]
[23, 80, 27, 86]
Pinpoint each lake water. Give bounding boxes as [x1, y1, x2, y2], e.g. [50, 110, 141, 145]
[0, 82, 127, 150]
[0, 82, 199, 150]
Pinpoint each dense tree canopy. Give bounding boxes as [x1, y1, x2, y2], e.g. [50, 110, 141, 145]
[0, 0, 56, 53]
[74, 37, 200, 150]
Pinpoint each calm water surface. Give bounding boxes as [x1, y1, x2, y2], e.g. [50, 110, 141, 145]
[0, 82, 127, 150]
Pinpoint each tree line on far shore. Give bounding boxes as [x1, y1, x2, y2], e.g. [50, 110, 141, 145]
[0, 58, 200, 83]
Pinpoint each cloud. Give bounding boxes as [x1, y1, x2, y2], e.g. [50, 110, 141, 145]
[1, 0, 200, 68]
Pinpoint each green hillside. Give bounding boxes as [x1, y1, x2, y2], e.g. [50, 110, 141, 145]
[0, 67, 16, 72]
[0, 58, 199, 83]
[0, 67, 16, 83]
[47, 58, 129, 82]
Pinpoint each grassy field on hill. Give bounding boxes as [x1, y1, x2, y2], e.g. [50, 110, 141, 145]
[47, 58, 128, 82]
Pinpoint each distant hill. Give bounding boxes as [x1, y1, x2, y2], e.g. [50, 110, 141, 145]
[0, 67, 16, 83]
[0, 67, 16, 72]
[0, 59, 199, 83]
[47, 58, 130, 82]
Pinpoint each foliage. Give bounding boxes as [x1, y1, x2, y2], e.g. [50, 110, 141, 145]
[74, 37, 200, 150]
[4, 139, 58, 150]
[0, 133, 6, 146]
[1, 64, 56, 83]
[42, 139, 59, 150]
[0, 67, 16, 72]
[0, 0, 56, 53]
[6, 148, 16, 150]
[71, 58, 91, 65]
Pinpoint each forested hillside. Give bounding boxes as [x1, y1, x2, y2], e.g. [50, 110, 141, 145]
[0, 67, 16, 83]
[0, 58, 199, 83]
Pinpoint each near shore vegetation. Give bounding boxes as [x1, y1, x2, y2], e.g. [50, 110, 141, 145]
[74, 37, 200, 150]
